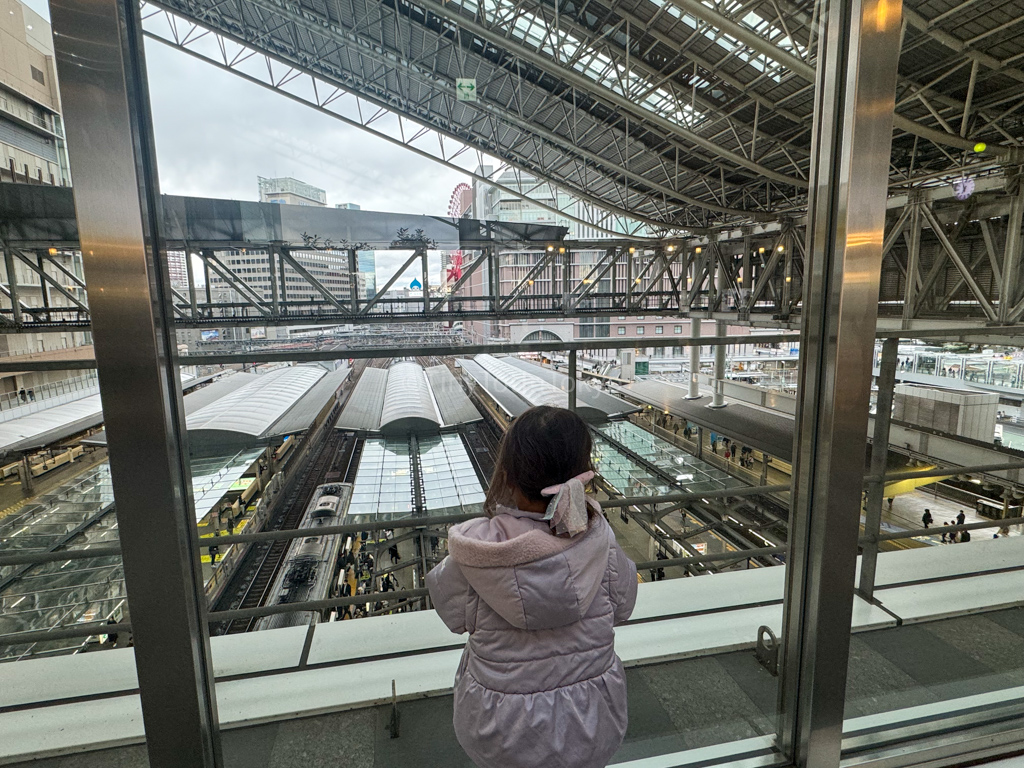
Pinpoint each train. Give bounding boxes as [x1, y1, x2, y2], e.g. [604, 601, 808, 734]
[253, 484, 348, 631]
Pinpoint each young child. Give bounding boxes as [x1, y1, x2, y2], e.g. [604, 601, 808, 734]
[426, 406, 638, 768]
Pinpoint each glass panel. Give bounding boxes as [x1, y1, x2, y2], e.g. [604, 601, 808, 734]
[845, 335, 1024, 762]
[0, 9, 141, 760]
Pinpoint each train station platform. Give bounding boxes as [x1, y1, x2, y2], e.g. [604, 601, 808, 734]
[7, 536, 1024, 765]
[613, 379, 795, 462]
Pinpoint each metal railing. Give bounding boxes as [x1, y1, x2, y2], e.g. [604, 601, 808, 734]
[0, 372, 98, 414]
[4, 457, 1024, 654]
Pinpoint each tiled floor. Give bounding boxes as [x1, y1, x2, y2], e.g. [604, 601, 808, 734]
[17, 605, 1024, 768]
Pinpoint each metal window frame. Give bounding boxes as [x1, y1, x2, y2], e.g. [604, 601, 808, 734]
[48, 0, 223, 764]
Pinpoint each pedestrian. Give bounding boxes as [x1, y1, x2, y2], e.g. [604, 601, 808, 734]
[956, 509, 966, 526]
[389, 544, 400, 564]
[961, 528, 971, 543]
[922, 508, 933, 528]
[887, 497, 894, 510]
[941, 522, 949, 543]
[724, 448, 731, 461]
[27, 389, 34, 402]
[426, 405, 636, 768]
[948, 521, 958, 543]
[18, 388, 26, 403]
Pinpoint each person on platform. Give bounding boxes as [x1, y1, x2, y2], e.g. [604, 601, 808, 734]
[956, 509, 966, 527]
[922, 509, 933, 528]
[427, 406, 637, 768]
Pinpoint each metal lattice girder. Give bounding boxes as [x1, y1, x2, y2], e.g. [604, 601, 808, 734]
[139, 0, 1024, 232]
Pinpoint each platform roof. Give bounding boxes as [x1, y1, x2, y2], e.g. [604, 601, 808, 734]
[186, 365, 326, 448]
[467, 355, 619, 422]
[336, 362, 480, 434]
[503, 358, 636, 418]
[475, 355, 566, 410]
[425, 366, 481, 427]
[334, 368, 389, 432]
[0, 373, 217, 456]
[614, 380, 795, 462]
[266, 366, 350, 438]
[456, 358, 531, 420]
[0, 395, 104, 457]
[80, 372, 262, 448]
[380, 362, 441, 436]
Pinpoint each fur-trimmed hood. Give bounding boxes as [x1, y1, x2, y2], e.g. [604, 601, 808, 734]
[446, 506, 610, 631]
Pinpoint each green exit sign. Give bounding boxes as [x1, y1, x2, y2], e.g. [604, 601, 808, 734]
[456, 78, 477, 101]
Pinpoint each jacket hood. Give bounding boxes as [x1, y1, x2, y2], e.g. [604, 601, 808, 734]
[447, 507, 610, 631]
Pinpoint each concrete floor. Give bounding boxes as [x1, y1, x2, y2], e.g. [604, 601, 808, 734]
[17, 605, 1024, 768]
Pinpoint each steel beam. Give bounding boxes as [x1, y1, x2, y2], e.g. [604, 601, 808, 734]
[50, 0, 223, 765]
[858, 337, 898, 600]
[1000, 178, 1024, 323]
[779, 0, 902, 765]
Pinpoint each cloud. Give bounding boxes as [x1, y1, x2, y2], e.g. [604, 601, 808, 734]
[143, 39, 470, 217]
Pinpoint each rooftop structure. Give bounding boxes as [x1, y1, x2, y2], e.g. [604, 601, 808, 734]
[257, 176, 327, 207]
[335, 362, 480, 434]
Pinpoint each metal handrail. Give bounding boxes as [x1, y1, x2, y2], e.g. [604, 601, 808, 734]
[5, 513, 1024, 647]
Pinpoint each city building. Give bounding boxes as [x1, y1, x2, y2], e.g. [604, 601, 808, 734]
[334, 204, 377, 298]
[166, 251, 189, 290]
[257, 176, 327, 207]
[357, 250, 376, 298]
[0, 0, 70, 185]
[206, 248, 363, 307]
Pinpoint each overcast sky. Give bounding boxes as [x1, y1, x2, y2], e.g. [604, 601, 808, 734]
[24, 0, 471, 284]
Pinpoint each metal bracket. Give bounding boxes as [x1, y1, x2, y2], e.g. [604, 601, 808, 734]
[755, 625, 779, 676]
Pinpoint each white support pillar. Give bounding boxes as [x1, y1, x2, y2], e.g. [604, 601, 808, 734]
[710, 321, 727, 408]
[687, 317, 701, 399]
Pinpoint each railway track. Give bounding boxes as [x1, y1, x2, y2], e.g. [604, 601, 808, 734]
[212, 428, 346, 634]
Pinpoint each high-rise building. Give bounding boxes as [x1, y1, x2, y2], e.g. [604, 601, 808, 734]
[0, 0, 71, 185]
[334, 204, 376, 299]
[206, 248, 361, 307]
[257, 176, 327, 207]
[357, 251, 376, 299]
[166, 251, 189, 290]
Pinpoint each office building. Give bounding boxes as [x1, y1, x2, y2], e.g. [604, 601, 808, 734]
[0, 0, 70, 185]
[257, 176, 327, 207]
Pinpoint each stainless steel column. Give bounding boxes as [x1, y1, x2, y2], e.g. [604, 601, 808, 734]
[778, 0, 903, 764]
[711, 321, 727, 408]
[49, 0, 223, 765]
[858, 337, 898, 600]
[687, 317, 701, 399]
[568, 349, 577, 411]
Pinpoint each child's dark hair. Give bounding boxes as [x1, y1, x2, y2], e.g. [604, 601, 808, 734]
[485, 406, 593, 513]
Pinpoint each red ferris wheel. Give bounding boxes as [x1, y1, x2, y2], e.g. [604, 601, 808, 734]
[448, 182, 472, 219]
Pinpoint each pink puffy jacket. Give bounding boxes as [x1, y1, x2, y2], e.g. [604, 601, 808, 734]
[426, 506, 638, 768]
